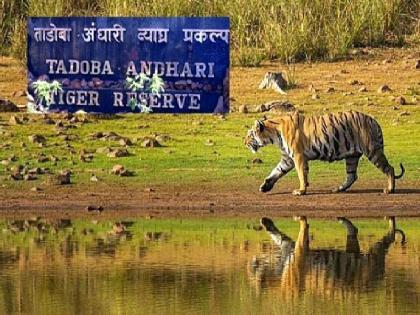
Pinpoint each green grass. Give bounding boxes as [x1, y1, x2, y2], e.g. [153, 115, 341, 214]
[0, 110, 419, 191]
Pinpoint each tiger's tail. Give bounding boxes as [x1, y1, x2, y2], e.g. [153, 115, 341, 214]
[395, 163, 405, 179]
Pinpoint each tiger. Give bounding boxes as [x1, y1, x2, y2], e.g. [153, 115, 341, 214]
[244, 110, 405, 195]
[248, 216, 406, 299]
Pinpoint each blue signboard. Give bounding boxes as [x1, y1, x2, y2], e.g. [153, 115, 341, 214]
[27, 17, 230, 113]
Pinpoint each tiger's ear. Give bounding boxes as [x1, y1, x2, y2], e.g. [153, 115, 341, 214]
[254, 120, 265, 132]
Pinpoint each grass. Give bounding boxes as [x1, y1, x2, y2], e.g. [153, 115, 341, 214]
[0, 48, 419, 192]
[1, 0, 419, 65]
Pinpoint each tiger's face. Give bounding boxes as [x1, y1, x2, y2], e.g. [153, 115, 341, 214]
[244, 120, 268, 153]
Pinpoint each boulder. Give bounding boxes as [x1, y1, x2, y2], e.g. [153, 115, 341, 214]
[259, 72, 287, 94]
[266, 100, 296, 113]
[0, 99, 19, 112]
[378, 85, 392, 93]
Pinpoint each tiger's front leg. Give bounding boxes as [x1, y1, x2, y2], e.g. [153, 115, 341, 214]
[292, 154, 308, 196]
[260, 157, 294, 193]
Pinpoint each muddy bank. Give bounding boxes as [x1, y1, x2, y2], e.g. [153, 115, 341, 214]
[0, 183, 419, 219]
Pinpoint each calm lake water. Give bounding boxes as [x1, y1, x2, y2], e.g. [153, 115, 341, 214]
[0, 217, 419, 315]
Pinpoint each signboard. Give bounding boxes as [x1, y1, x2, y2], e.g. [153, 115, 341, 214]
[27, 17, 230, 113]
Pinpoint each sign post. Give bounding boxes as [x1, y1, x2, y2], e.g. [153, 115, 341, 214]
[27, 17, 230, 113]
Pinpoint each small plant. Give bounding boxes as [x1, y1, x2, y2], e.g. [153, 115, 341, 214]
[125, 73, 165, 113]
[30, 80, 62, 113]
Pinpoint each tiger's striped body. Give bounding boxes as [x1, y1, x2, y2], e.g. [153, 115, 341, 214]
[244, 110, 404, 195]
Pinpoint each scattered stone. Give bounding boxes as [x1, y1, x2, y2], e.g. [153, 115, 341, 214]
[382, 58, 392, 64]
[395, 96, 407, 105]
[96, 147, 112, 154]
[259, 72, 288, 94]
[392, 106, 399, 110]
[144, 187, 155, 192]
[28, 134, 46, 145]
[29, 167, 45, 175]
[10, 173, 23, 181]
[9, 116, 22, 125]
[359, 86, 368, 92]
[107, 148, 130, 158]
[205, 139, 215, 146]
[48, 171, 71, 185]
[111, 164, 133, 176]
[254, 104, 268, 113]
[252, 158, 263, 164]
[340, 69, 349, 74]
[30, 186, 42, 192]
[141, 138, 162, 148]
[343, 92, 354, 96]
[0, 99, 19, 112]
[266, 100, 296, 113]
[90, 174, 99, 182]
[111, 164, 125, 175]
[119, 138, 133, 146]
[85, 205, 104, 213]
[36, 153, 49, 163]
[348, 79, 363, 85]
[155, 134, 172, 143]
[378, 85, 392, 93]
[89, 132, 104, 139]
[312, 94, 320, 100]
[399, 111, 410, 116]
[308, 84, 318, 93]
[325, 87, 335, 93]
[238, 105, 248, 113]
[24, 174, 37, 181]
[1, 160, 10, 166]
[416, 60, 420, 69]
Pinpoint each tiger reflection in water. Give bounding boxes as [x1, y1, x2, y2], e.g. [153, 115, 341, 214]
[248, 216, 405, 297]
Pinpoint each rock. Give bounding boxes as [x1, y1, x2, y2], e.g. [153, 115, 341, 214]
[378, 85, 392, 93]
[395, 96, 407, 105]
[144, 187, 155, 192]
[111, 164, 125, 175]
[1, 160, 10, 166]
[340, 69, 349, 74]
[155, 134, 172, 143]
[252, 158, 263, 164]
[107, 148, 129, 158]
[10, 173, 23, 181]
[36, 153, 49, 163]
[9, 116, 22, 125]
[348, 79, 363, 85]
[90, 174, 99, 182]
[359, 86, 368, 92]
[111, 164, 133, 176]
[85, 205, 104, 213]
[308, 84, 318, 93]
[416, 60, 420, 69]
[254, 104, 268, 113]
[205, 139, 215, 146]
[0, 99, 19, 112]
[96, 147, 112, 154]
[325, 87, 335, 93]
[119, 138, 133, 146]
[382, 58, 392, 64]
[30, 187, 42, 192]
[89, 132, 104, 140]
[238, 105, 248, 113]
[48, 171, 71, 185]
[141, 138, 161, 148]
[311, 94, 320, 100]
[28, 134, 46, 145]
[24, 174, 37, 181]
[266, 100, 296, 113]
[259, 72, 288, 94]
[399, 111, 410, 116]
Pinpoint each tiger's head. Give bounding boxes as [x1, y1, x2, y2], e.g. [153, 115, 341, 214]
[245, 119, 278, 153]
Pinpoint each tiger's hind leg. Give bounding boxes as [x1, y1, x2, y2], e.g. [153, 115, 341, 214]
[333, 156, 360, 193]
[367, 150, 395, 194]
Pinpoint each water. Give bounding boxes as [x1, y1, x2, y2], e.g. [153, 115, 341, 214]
[0, 217, 419, 315]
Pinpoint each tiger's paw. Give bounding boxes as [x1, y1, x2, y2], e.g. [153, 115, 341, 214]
[383, 188, 395, 194]
[259, 180, 275, 193]
[292, 189, 306, 196]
